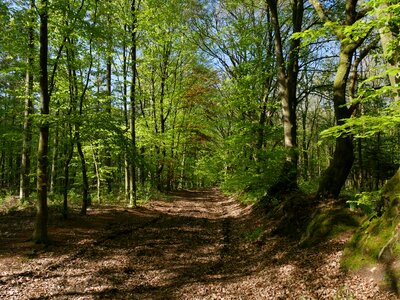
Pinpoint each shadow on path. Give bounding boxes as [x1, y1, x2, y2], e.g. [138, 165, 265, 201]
[0, 189, 394, 299]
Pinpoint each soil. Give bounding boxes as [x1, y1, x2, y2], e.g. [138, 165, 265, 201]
[0, 189, 397, 299]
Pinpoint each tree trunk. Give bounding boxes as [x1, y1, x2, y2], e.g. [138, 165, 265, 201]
[310, 0, 368, 198]
[76, 70, 90, 214]
[63, 135, 73, 219]
[77, 138, 90, 215]
[317, 43, 356, 198]
[33, 0, 49, 244]
[49, 127, 59, 194]
[266, 0, 303, 193]
[20, 0, 35, 203]
[129, 0, 137, 207]
[123, 24, 130, 201]
[105, 54, 113, 193]
[91, 145, 101, 204]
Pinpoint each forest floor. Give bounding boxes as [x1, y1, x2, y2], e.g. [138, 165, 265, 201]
[0, 189, 397, 299]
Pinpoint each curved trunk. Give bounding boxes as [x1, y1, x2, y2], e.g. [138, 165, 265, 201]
[310, 0, 368, 198]
[317, 44, 355, 198]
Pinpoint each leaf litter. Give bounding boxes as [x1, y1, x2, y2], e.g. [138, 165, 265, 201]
[0, 189, 396, 299]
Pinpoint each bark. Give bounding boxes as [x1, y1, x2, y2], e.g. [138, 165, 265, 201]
[63, 134, 74, 219]
[33, 0, 49, 244]
[266, 0, 303, 192]
[20, 0, 35, 202]
[0, 149, 5, 188]
[76, 67, 90, 214]
[317, 43, 356, 197]
[91, 145, 101, 203]
[105, 54, 112, 193]
[129, 0, 137, 207]
[310, 0, 369, 198]
[77, 139, 89, 215]
[156, 44, 171, 190]
[123, 24, 130, 201]
[49, 128, 59, 194]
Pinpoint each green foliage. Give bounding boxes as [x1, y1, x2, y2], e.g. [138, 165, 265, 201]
[298, 180, 319, 195]
[220, 146, 286, 201]
[348, 191, 383, 215]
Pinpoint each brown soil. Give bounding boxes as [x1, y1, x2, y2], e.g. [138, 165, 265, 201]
[0, 189, 396, 299]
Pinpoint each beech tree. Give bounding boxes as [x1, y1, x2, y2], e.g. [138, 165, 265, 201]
[33, 0, 50, 243]
[266, 0, 303, 192]
[310, 0, 373, 198]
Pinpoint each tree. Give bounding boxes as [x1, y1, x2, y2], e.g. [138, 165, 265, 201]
[310, 0, 372, 198]
[266, 0, 303, 192]
[129, 0, 138, 206]
[33, 0, 50, 243]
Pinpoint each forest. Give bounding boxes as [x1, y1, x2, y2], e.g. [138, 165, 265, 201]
[0, 0, 399, 298]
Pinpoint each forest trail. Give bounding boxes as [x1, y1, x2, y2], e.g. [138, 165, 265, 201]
[0, 189, 395, 299]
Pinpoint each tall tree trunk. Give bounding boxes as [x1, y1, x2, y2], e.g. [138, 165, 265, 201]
[77, 138, 89, 214]
[20, 0, 35, 202]
[91, 145, 101, 203]
[105, 53, 113, 193]
[75, 67, 90, 214]
[123, 24, 130, 201]
[266, 0, 303, 192]
[156, 44, 170, 190]
[33, 0, 49, 244]
[63, 131, 74, 219]
[49, 127, 59, 194]
[129, 0, 137, 207]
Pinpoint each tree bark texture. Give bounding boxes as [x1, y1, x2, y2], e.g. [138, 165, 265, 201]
[317, 43, 356, 198]
[33, 0, 49, 244]
[129, 0, 137, 206]
[266, 0, 303, 192]
[310, 0, 367, 198]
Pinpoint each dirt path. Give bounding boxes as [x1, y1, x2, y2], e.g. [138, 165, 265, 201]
[0, 189, 395, 299]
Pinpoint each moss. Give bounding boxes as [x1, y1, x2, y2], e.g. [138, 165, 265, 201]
[341, 170, 400, 294]
[342, 221, 395, 270]
[300, 206, 360, 247]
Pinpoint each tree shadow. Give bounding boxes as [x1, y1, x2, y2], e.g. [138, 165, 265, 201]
[0, 190, 387, 299]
